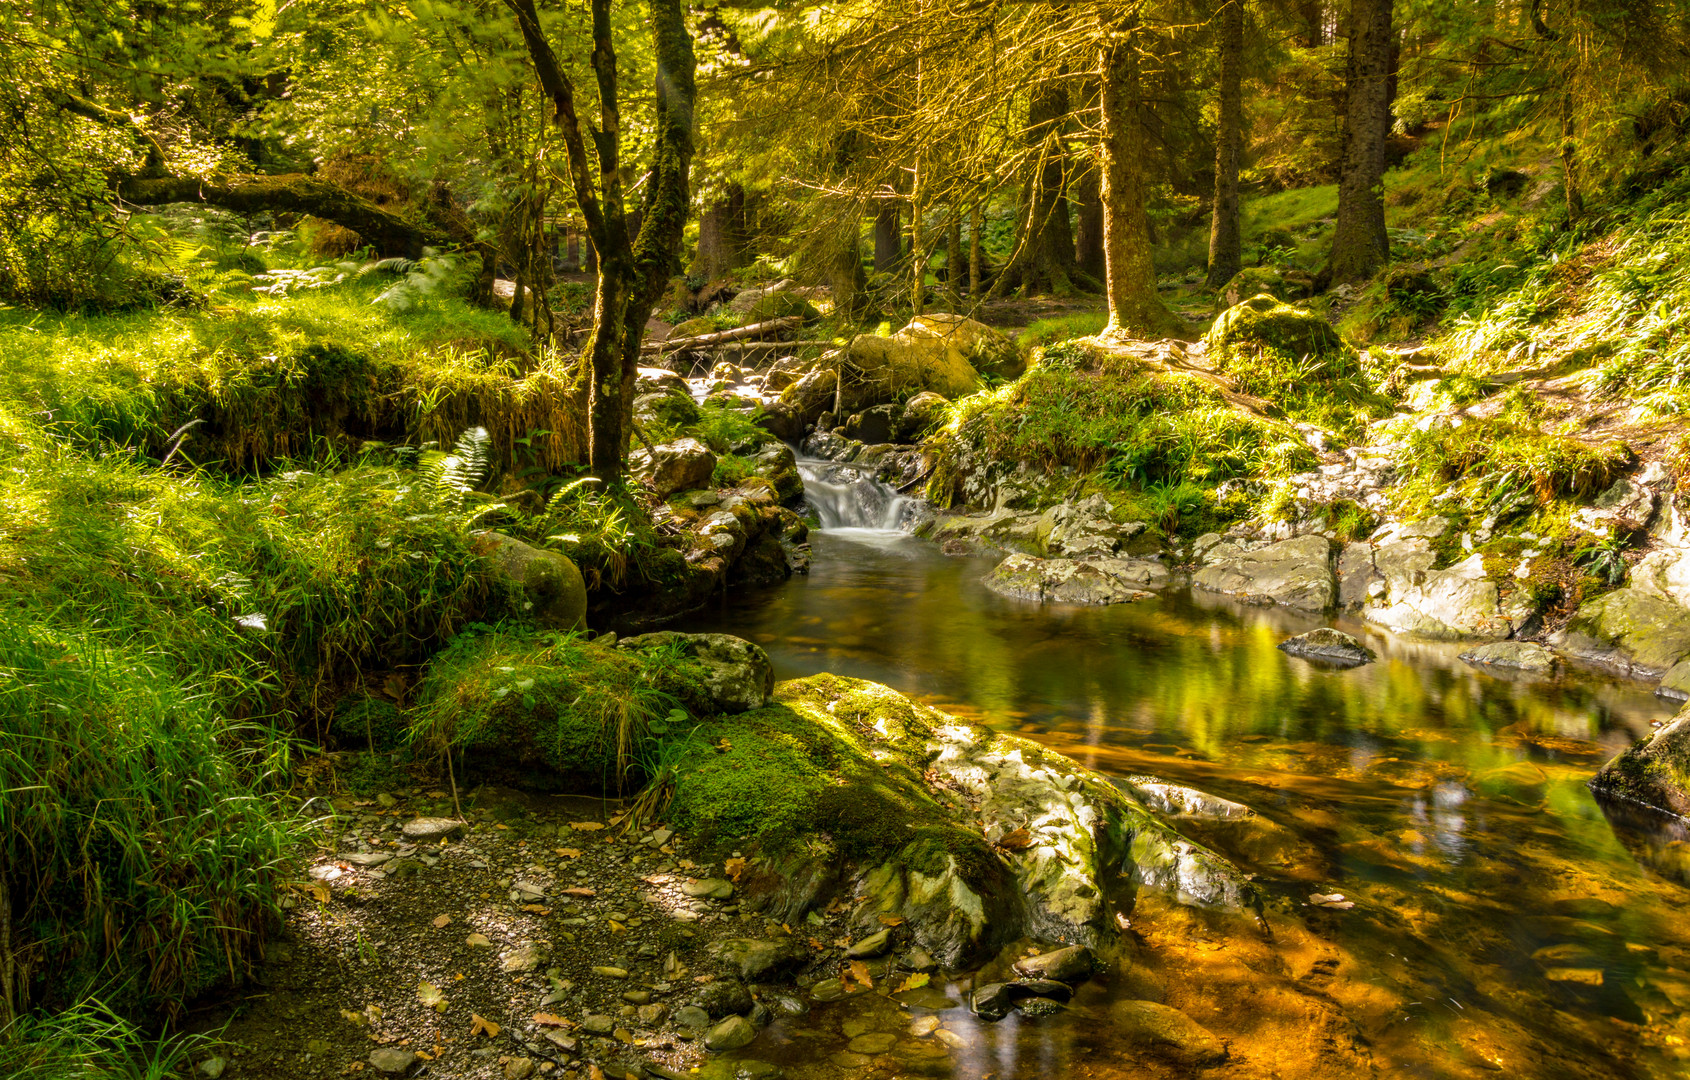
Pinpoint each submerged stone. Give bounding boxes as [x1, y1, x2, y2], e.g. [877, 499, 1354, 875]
[1013, 945, 1095, 983]
[1460, 640, 1557, 674]
[1278, 627, 1375, 666]
[704, 1015, 757, 1052]
[1108, 999, 1226, 1065]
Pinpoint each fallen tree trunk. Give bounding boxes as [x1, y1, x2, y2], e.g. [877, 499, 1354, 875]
[645, 316, 802, 353]
[117, 174, 448, 257]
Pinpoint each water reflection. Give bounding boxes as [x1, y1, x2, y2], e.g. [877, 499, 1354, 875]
[680, 530, 1690, 1078]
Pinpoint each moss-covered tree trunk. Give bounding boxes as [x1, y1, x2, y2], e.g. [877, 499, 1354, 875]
[1099, 15, 1181, 338]
[1327, 0, 1392, 284]
[511, 0, 695, 481]
[1206, 0, 1245, 289]
[873, 202, 903, 273]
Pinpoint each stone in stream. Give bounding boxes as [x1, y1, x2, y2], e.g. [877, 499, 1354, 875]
[984, 552, 1167, 605]
[1108, 999, 1227, 1065]
[1660, 660, 1690, 702]
[1193, 534, 1336, 612]
[687, 978, 755, 1018]
[1015, 997, 1067, 1018]
[1551, 549, 1690, 678]
[671, 1005, 711, 1032]
[368, 1048, 417, 1075]
[1589, 702, 1690, 817]
[713, 937, 807, 981]
[400, 817, 465, 841]
[845, 928, 894, 959]
[1460, 640, 1558, 674]
[1008, 978, 1073, 1001]
[1013, 944, 1096, 983]
[1278, 627, 1375, 667]
[703, 1014, 758, 1052]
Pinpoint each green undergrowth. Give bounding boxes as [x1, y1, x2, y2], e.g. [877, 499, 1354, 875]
[407, 626, 709, 794]
[1016, 311, 1109, 351]
[927, 340, 1315, 533]
[0, 274, 586, 475]
[0, 998, 228, 1080]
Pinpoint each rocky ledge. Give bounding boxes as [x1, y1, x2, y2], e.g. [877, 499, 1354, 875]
[1590, 701, 1690, 818]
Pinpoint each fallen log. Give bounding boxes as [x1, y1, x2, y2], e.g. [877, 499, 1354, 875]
[644, 316, 802, 353]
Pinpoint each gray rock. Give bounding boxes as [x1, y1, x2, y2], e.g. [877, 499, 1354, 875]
[501, 942, 545, 972]
[713, 938, 806, 981]
[477, 532, 588, 631]
[1660, 660, 1690, 702]
[618, 632, 774, 713]
[369, 1048, 417, 1075]
[1550, 586, 1690, 678]
[582, 1014, 616, 1034]
[1193, 535, 1335, 612]
[970, 983, 1017, 1021]
[400, 817, 465, 841]
[1337, 541, 1379, 610]
[984, 552, 1167, 605]
[1278, 627, 1375, 666]
[901, 945, 938, 972]
[704, 1015, 758, 1053]
[630, 437, 718, 499]
[197, 1058, 227, 1079]
[688, 978, 754, 1018]
[844, 928, 893, 959]
[672, 1005, 711, 1031]
[1035, 498, 1152, 559]
[1590, 702, 1690, 818]
[1108, 999, 1226, 1065]
[1125, 780, 1254, 820]
[751, 443, 803, 502]
[682, 877, 735, 899]
[340, 851, 392, 867]
[1366, 547, 1518, 640]
[1013, 945, 1095, 983]
[1460, 640, 1557, 674]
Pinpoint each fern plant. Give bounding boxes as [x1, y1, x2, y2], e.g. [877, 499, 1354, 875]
[421, 426, 502, 524]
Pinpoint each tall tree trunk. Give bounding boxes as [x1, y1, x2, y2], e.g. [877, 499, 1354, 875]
[511, 0, 695, 481]
[947, 209, 963, 307]
[1100, 15, 1181, 337]
[1073, 156, 1106, 283]
[968, 201, 983, 296]
[830, 218, 871, 320]
[1327, 0, 1392, 284]
[873, 202, 902, 273]
[910, 160, 927, 314]
[1300, 0, 1325, 47]
[692, 186, 746, 281]
[1206, 0, 1245, 289]
[1015, 76, 1077, 295]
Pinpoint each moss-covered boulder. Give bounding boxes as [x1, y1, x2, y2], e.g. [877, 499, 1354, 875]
[616, 631, 773, 713]
[746, 290, 820, 324]
[1590, 702, 1690, 818]
[475, 532, 587, 631]
[665, 674, 1254, 968]
[669, 316, 719, 340]
[899, 313, 1025, 381]
[1214, 267, 1290, 310]
[1205, 295, 1379, 428]
[1207, 294, 1345, 363]
[1551, 587, 1690, 678]
[777, 368, 838, 424]
[839, 333, 981, 412]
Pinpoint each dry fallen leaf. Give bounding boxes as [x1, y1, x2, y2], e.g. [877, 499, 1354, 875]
[414, 1051, 434, 1062]
[894, 972, 931, 993]
[995, 827, 1033, 851]
[588, 1066, 607, 1080]
[555, 848, 582, 858]
[431, 914, 452, 929]
[607, 920, 627, 933]
[417, 983, 447, 1011]
[469, 1013, 501, 1038]
[533, 1013, 570, 1027]
[560, 887, 596, 897]
[723, 857, 747, 882]
[877, 914, 907, 927]
[848, 960, 874, 989]
[521, 905, 552, 914]
[569, 821, 606, 832]
[310, 882, 332, 903]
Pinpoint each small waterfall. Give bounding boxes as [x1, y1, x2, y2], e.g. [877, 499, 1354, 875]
[798, 459, 916, 532]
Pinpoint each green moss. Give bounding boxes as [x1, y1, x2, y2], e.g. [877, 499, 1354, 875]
[1205, 294, 1388, 433]
[1394, 414, 1633, 520]
[408, 627, 710, 790]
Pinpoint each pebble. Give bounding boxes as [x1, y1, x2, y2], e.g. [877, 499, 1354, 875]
[847, 1032, 897, 1054]
[809, 979, 847, 1002]
[400, 817, 464, 841]
[582, 1014, 616, 1034]
[933, 1028, 968, 1050]
[368, 1048, 416, 1075]
[341, 852, 392, 867]
[704, 1014, 757, 1052]
[593, 966, 629, 978]
[672, 1005, 711, 1031]
[909, 1015, 940, 1037]
[197, 1058, 227, 1079]
[682, 878, 734, 899]
[845, 928, 893, 959]
[503, 1058, 536, 1080]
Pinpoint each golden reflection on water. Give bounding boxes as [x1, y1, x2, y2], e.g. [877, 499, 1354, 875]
[681, 531, 1690, 1078]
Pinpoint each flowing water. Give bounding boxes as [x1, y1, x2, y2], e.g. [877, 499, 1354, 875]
[675, 466, 1690, 1079]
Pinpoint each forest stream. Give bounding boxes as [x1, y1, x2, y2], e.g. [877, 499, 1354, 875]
[668, 462, 1690, 1079]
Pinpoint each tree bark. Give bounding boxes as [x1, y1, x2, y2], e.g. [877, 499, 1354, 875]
[691, 186, 746, 281]
[1206, 0, 1245, 289]
[1327, 0, 1392, 284]
[510, 0, 695, 482]
[1073, 156, 1106, 283]
[1299, 0, 1325, 47]
[946, 209, 963, 307]
[873, 202, 902, 273]
[968, 202, 983, 296]
[1099, 15, 1181, 337]
[1004, 76, 1077, 296]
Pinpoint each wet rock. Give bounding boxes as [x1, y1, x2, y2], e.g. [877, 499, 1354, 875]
[1014, 945, 1095, 983]
[713, 938, 806, 981]
[687, 979, 755, 1018]
[1337, 541, 1380, 610]
[1590, 702, 1690, 817]
[902, 945, 938, 972]
[1193, 535, 1335, 612]
[1015, 997, 1066, 1018]
[476, 532, 588, 631]
[900, 391, 949, 439]
[682, 877, 735, 899]
[369, 1048, 417, 1075]
[749, 985, 807, 1018]
[1460, 640, 1557, 674]
[617, 632, 774, 712]
[751, 443, 804, 502]
[704, 1015, 758, 1052]
[672, 1005, 711, 1031]
[1108, 999, 1226, 1065]
[779, 368, 839, 425]
[630, 437, 718, 499]
[846, 1032, 898, 1054]
[970, 982, 1018, 1021]
[1660, 660, 1690, 702]
[841, 404, 903, 446]
[1366, 547, 1519, 640]
[1278, 627, 1375, 666]
[401, 817, 465, 841]
[1552, 549, 1690, 678]
[845, 928, 894, 958]
[808, 979, 847, 1003]
[1124, 780, 1254, 820]
[984, 552, 1167, 605]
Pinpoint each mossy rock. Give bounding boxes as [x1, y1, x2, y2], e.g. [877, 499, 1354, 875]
[1207, 294, 1347, 363]
[1590, 703, 1690, 817]
[1215, 267, 1289, 310]
[331, 694, 406, 751]
[475, 532, 587, 631]
[665, 674, 1254, 967]
[746, 290, 820, 324]
[636, 391, 701, 430]
[670, 316, 720, 340]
